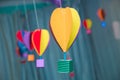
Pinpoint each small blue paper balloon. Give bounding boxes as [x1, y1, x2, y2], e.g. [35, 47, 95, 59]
[101, 21, 106, 28]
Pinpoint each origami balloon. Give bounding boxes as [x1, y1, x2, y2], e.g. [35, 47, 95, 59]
[16, 30, 25, 43]
[97, 8, 106, 27]
[50, 7, 81, 52]
[83, 19, 92, 34]
[32, 29, 50, 56]
[32, 29, 50, 67]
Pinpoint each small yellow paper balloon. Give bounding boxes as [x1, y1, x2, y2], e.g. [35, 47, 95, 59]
[50, 7, 81, 52]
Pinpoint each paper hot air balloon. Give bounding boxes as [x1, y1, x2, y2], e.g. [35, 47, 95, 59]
[32, 29, 50, 67]
[83, 19, 92, 34]
[50, 7, 81, 73]
[97, 8, 106, 27]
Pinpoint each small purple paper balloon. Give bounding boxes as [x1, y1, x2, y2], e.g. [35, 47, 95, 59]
[23, 31, 31, 51]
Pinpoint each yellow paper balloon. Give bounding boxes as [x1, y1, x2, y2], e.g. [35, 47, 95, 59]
[86, 19, 92, 29]
[40, 30, 50, 56]
[50, 7, 73, 52]
[66, 8, 81, 51]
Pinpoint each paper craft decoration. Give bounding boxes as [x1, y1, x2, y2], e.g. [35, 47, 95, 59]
[23, 31, 34, 62]
[83, 19, 92, 34]
[97, 8, 106, 27]
[50, 7, 80, 73]
[32, 29, 50, 67]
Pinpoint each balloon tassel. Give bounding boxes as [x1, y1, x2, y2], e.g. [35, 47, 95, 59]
[70, 72, 75, 78]
[86, 29, 91, 34]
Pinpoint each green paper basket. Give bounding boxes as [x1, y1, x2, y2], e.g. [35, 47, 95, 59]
[58, 59, 73, 73]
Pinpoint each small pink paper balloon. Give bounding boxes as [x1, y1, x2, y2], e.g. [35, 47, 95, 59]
[23, 32, 33, 51]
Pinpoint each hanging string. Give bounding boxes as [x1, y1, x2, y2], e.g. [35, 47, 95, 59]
[33, 0, 39, 28]
[23, 0, 30, 30]
[59, 0, 62, 8]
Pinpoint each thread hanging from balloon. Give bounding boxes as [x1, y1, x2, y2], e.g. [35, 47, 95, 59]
[23, 0, 30, 30]
[33, 0, 39, 28]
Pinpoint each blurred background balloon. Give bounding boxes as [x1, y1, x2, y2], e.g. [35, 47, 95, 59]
[32, 29, 50, 67]
[83, 19, 92, 34]
[97, 8, 106, 27]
